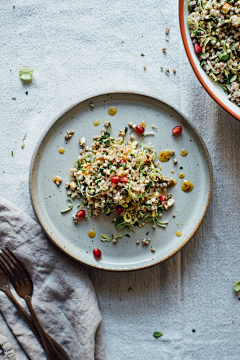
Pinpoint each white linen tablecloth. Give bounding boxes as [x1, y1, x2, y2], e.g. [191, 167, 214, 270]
[0, 0, 240, 359]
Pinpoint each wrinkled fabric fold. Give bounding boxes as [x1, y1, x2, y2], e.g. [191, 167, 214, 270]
[0, 196, 105, 360]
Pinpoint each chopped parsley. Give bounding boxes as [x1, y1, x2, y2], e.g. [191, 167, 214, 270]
[141, 53, 145, 57]
[125, 234, 130, 238]
[153, 332, 163, 338]
[11, 151, 13, 157]
[21, 133, 27, 149]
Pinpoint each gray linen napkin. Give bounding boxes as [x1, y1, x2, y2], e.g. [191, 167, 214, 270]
[0, 196, 106, 360]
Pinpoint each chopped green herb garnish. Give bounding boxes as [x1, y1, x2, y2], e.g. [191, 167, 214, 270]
[233, 280, 240, 292]
[146, 232, 149, 235]
[128, 287, 133, 292]
[125, 127, 128, 132]
[141, 53, 145, 57]
[12, 97, 16, 100]
[104, 139, 110, 146]
[153, 332, 163, 338]
[77, 202, 85, 207]
[100, 234, 110, 242]
[19, 68, 33, 81]
[125, 234, 130, 238]
[61, 198, 73, 213]
[21, 133, 27, 149]
[11, 151, 13, 157]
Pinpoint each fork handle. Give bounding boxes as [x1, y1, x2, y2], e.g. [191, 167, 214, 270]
[25, 296, 65, 360]
[4, 289, 70, 360]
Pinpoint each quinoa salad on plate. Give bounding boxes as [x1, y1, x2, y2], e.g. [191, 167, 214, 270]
[187, 0, 240, 105]
[62, 121, 176, 244]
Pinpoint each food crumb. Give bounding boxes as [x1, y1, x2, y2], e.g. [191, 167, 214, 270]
[165, 67, 170, 74]
[192, 329, 195, 333]
[151, 247, 155, 252]
[143, 65, 147, 70]
[90, 103, 94, 108]
[166, 26, 170, 34]
[173, 214, 176, 218]
[65, 130, 74, 139]
[173, 69, 176, 74]
[136, 241, 140, 244]
[142, 239, 150, 246]
[162, 47, 166, 53]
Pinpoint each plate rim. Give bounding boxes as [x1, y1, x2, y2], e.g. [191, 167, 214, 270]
[179, 0, 240, 122]
[29, 91, 213, 271]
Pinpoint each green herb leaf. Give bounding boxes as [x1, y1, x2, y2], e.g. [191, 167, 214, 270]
[141, 53, 145, 57]
[146, 231, 149, 235]
[153, 332, 163, 338]
[227, 73, 234, 85]
[120, 162, 126, 168]
[125, 234, 130, 238]
[145, 180, 153, 190]
[19, 68, 33, 81]
[21, 133, 27, 149]
[128, 287, 133, 292]
[102, 132, 110, 139]
[233, 280, 240, 292]
[104, 139, 110, 146]
[11, 151, 13, 157]
[137, 194, 141, 198]
[219, 53, 228, 62]
[12, 97, 16, 100]
[125, 127, 128, 132]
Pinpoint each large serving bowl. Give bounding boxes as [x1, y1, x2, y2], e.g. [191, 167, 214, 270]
[179, 0, 240, 121]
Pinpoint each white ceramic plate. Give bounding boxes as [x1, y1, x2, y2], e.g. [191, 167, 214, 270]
[30, 92, 213, 271]
[179, 0, 240, 121]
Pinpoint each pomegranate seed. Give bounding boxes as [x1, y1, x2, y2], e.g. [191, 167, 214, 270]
[194, 43, 202, 54]
[76, 210, 86, 218]
[111, 176, 120, 184]
[159, 195, 166, 203]
[116, 205, 124, 214]
[135, 125, 145, 134]
[93, 248, 101, 260]
[172, 126, 182, 135]
[119, 176, 128, 184]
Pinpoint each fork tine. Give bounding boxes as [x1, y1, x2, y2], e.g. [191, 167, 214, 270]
[2, 248, 28, 282]
[0, 254, 19, 286]
[0, 251, 22, 283]
[4, 248, 31, 283]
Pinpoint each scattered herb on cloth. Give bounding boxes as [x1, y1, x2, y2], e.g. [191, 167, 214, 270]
[153, 332, 163, 338]
[19, 68, 33, 81]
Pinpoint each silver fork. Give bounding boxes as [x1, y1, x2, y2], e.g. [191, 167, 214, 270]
[0, 266, 70, 360]
[0, 248, 68, 360]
